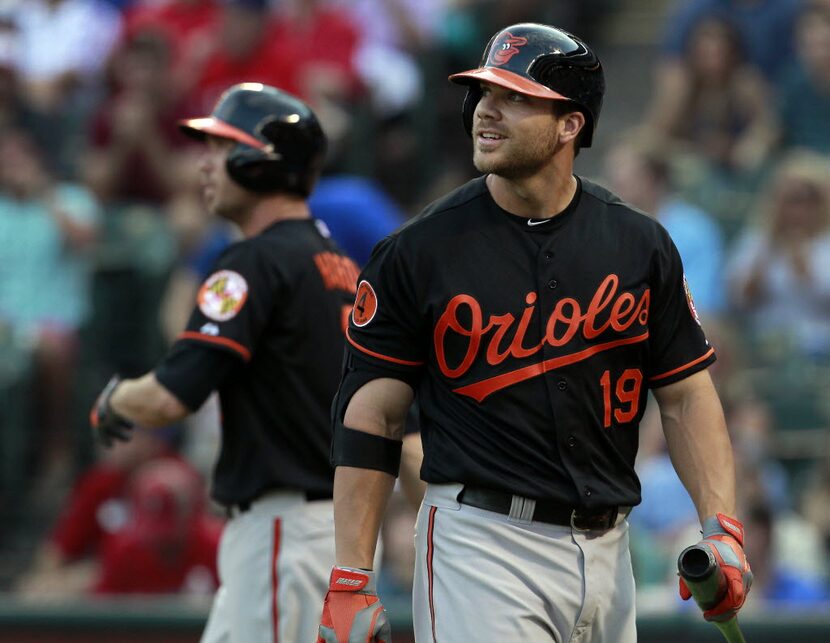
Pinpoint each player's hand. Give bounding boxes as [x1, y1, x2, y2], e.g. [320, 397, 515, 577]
[89, 375, 134, 447]
[317, 566, 391, 643]
[679, 513, 753, 622]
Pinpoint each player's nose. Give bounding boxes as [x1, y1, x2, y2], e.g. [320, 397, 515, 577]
[475, 93, 501, 124]
[197, 148, 215, 178]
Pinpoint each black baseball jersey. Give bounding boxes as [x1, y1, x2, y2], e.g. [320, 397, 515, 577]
[342, 176, 715, 509]
[156, 218, 359, 506]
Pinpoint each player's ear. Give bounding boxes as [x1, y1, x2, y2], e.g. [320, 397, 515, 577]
[557, 110, 586, 146]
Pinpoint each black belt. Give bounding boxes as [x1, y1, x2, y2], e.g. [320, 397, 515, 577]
[458, 486, 626, 531]
[224, 489, 333, 518]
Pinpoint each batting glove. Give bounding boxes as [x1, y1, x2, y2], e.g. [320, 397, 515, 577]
[679, 513, 753, 622]
[89, 375, 134, 447]
[317, 566, 391, 643]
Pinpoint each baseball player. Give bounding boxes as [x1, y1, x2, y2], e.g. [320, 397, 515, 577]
[317, 24, 752, 642]
[90, 83, 360, 643]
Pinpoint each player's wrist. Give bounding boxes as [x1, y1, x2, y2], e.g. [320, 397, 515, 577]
[702, 513, 744, 546]
[328, 566, 377, 594]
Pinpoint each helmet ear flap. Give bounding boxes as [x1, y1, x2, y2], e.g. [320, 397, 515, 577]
[461, 86, 481, 138]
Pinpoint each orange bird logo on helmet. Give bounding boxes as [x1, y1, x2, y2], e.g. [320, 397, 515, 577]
[491, 34, 528, 66]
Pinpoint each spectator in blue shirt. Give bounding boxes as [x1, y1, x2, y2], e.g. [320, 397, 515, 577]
[0, 128, 101, 483]
[309, 174, 405, 267]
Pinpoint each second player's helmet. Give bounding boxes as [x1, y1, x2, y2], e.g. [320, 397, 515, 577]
[449, 23, 605, 147]
[179, 83, 327, 196]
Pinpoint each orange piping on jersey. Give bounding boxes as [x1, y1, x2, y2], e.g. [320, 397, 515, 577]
[649, 347, 715, 382]
[178, 331, 251, 361]
[453, 332, 650, 402]
[346, 329, 425, 367]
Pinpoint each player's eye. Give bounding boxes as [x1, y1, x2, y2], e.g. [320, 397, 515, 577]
[508, 92, 526, 102]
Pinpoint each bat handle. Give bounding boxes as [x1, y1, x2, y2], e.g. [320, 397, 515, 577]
[715, 618, 747, 643]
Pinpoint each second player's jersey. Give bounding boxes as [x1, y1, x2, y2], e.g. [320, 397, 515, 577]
[162, 218, 359, 506]
[345, 176, 715, 508]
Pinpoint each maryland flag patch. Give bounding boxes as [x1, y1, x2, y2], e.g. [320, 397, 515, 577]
[198, 270, 249, 321]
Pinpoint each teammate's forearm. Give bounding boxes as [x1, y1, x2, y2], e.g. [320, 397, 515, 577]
[333, 466, 396, 569]
[656, 373, 736, 521]
[110, 373, 190, 428]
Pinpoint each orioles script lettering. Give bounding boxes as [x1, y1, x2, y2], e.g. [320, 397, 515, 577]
[433, 274, 650, 401]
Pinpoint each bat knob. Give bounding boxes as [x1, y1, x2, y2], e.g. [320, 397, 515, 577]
[678, 544, 716, 581]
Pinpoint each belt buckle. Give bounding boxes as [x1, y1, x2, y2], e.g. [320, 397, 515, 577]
[570, 508, 616, 532]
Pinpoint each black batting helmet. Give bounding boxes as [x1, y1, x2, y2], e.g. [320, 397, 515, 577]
[179, 83, 327, 196]
[449, 23, 605, 147]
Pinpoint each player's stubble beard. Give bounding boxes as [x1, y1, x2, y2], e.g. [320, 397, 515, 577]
[209, 176, 257, 226]
[473, 124, 560, 180]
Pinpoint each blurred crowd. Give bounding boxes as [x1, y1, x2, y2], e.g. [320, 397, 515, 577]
[0, 0, 828, 619]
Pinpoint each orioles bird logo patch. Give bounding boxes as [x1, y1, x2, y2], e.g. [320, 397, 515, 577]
[198, 270, 249, 321]
[491, 33, 528, 66]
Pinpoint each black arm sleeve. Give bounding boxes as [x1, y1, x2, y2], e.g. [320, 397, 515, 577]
[154, 341, 238, 411]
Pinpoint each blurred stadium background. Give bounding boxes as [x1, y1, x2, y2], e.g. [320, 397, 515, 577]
[1, 0, 829, 641]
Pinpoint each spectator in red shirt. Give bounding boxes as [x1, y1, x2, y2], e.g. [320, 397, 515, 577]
[122, 0, 222, 104]
[185, 0, 292, 115]
[15, 428, 181, 598]
[84, 30, 190, 207]
[93, 458, 222, 595]
[268, 0, 362, 101]
[123, 0, 220, 64]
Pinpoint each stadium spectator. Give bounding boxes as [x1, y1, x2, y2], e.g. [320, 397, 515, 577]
[13, 0, 122, 110]
[184, 0, 290, 115]
[12, 0, 123, 176]
[308, 176, 405, 267]
[93, 458, 222, 596]
[84, 31, 189, 207]
[0, 13, 49, 148]
[778, 1, 830, 154]
[268, 0, 361, 102]
[335, 0, 440, 118]
[14, 427, 182, 598]
[741, 502, 830, 608]
[266, 0, 363, 153]
[726, 151, 830, 361]
[660, 0, 802, 82]
[647, 15, 777, 174]
[122, 0, 220, 68]
[802, 434, 830, 562]
[0, 129, 100, 487]
[604, 134, 727, 318]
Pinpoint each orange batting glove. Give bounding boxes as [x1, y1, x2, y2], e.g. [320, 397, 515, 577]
[679, 513, 753, 622]
[317, 566, 391, 643]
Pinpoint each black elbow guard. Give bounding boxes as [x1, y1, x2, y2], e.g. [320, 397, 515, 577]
[329, 351, 411, 476]
[332, 425, 402, 477]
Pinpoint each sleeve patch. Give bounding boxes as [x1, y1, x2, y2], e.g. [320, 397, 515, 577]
[197, 270, 249, 321]
[352, 280, 378, 327]
[683, 274, 701, 326]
